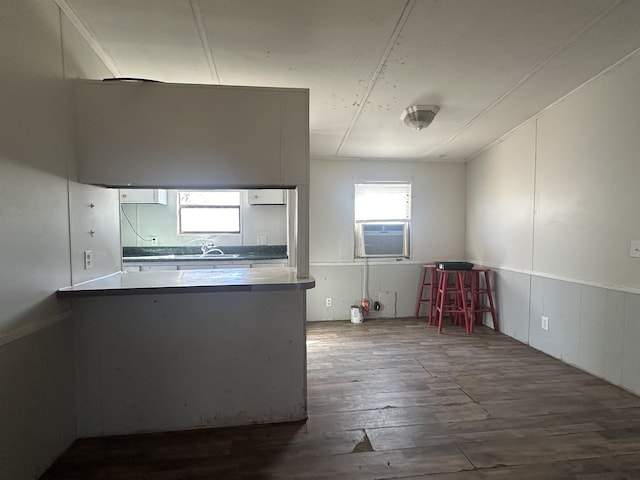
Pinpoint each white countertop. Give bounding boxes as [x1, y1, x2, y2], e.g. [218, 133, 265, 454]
[58, 267, 315, 297]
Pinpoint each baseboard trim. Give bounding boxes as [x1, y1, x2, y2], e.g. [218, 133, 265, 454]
[0, 309, 73, 347]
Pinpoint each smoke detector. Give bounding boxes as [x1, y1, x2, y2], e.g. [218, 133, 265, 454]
[401, 105, 440, 130]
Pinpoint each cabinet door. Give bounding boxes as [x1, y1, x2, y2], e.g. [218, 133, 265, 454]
[77, 81, 290, 187]
[120, 189, 168, 204]
[248, 189, 285, 205]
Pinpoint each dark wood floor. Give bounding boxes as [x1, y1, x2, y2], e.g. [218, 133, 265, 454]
[42, 318, 640, 479]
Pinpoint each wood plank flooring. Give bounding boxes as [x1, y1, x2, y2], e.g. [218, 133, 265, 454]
[41, 318, 640, 479]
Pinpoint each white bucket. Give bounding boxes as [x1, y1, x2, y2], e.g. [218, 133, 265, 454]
[350, 306, 363, 324]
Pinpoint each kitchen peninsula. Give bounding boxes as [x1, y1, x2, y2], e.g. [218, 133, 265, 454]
[59, 80, 312, 437]
[60, 268, 313, 436]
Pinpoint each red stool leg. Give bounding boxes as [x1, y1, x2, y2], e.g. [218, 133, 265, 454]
[483, 270, 499, 331]
[428, 268, 438, 325]
[414, 265, 428, 318]
[436, 270, 448, 333]
[470, 270, 481, 332]
[456, 272, 471, 334]
[416, 265, 438, 323]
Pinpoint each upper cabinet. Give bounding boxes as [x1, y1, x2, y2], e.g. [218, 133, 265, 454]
[248, 189, 285, 205]
[119, 189, 168, 205]
[75, 80, 309, 188]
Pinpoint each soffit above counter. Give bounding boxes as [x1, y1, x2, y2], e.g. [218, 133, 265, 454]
[75, 80, 309, 189]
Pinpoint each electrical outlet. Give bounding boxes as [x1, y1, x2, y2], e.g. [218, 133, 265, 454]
[630, 240, 640, 258]
[325, 297, 332, 307]
[84, 250, 93, 269]
[151, 237, 158, 246]
[257, 235, 267, 245]
[541, 315, 549, 331]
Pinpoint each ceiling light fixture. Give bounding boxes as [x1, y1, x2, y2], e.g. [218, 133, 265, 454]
[401, 105, 440, 130]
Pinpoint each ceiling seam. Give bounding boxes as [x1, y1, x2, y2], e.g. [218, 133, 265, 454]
[427, 0, 626, 159]
[54, 0, 121, 77]
[189, 0, 221, 84]
[334, 0, 416, 157]
[467, 44, 640, 164]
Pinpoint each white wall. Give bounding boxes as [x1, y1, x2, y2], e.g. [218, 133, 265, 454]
[308, 158, 466, 321]
[466, 122, 536, 272]
[120, 189, 287, 248]
[0, 2, 119, 478]
[466, 52, 640, 394]
[534, 59, 640, 288]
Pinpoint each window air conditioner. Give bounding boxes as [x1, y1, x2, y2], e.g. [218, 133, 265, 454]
[355, 222, 410, 258]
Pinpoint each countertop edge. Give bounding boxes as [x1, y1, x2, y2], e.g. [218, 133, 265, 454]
[57, 282, 315, 298]
[57, 268, 315, 298]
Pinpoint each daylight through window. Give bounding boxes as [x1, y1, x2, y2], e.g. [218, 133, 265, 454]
[178, 191, 241, 234]
[354, 182, 411, 221]
[354, 182, 411, 258]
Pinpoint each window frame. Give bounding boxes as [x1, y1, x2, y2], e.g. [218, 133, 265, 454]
[177, 190, 242, 235]
[353, 182, 412, 259]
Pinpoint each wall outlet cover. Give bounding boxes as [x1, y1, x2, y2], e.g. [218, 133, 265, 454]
[541, 315, 549, 331]
[630, 240, 640, 258]
[379, 291, 397, 318]
[84, 250, 93, 269]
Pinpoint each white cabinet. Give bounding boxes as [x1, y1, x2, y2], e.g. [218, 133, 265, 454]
[75, 80, 309, 188]
[119, 189, 168, 205]
[248, 189, 285, 205]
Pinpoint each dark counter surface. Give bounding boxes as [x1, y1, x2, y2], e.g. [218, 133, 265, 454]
[123, 245, 288, 263]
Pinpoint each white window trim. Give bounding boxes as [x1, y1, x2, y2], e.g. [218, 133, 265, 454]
[177, 190, 242, 235]
[354, 182, 412, 259]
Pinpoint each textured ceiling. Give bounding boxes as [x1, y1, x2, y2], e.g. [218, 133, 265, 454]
[58, 0, 640, 161]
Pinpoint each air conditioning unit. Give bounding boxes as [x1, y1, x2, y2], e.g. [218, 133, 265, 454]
[355, 222, 410, 258]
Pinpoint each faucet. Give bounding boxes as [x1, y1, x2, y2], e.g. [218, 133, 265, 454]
[201, 243, 224, 256]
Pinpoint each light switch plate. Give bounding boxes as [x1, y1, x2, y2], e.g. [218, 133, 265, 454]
[630, 240, 640, 258]
[541, 316, 549, 331]
[84, 250, 93, 269]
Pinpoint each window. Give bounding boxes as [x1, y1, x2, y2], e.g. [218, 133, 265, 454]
[354, 182, 411, 258]
[178, 191, 241, 234]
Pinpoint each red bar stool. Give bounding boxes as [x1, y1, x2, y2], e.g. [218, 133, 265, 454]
[466, 268, 499, 332]
[435, 269, 470, 334]
[415, 264, 438, 324]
